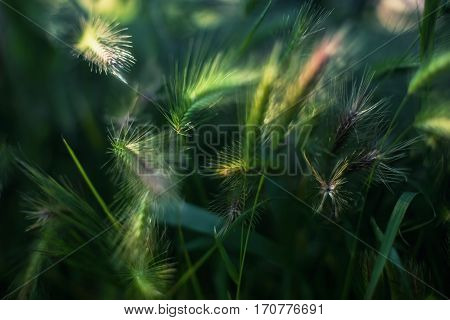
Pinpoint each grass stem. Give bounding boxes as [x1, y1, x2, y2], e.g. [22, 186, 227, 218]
[236, 174, 265, 299]
[62, 138, 119, 229]
[177, 225, 204, 299]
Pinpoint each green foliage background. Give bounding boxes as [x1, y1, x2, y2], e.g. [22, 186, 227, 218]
[0, 0, 449, 299]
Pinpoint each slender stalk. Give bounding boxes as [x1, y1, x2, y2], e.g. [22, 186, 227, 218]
[168, 198, 270, 297]
[341, 206, 364, 298]
[381, 94, 411, 148]
[168, 244, 218, 296]
[342, 91, 411, 297]
[238, 0, 272, 56]
[63, 138, 119, 229]
[236, 174, 265, 299]
[239, 224, 245, 268]
[420, 0, 440, 61]
[177, 225, 204, 299]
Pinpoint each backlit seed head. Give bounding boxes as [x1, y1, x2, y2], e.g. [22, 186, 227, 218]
[108, 122, 177, 199]
[284, 30, 345, 108]
[332, 74, 386, 153]
[208, 142, 248, 178]
[75, 17, 136, 83]
[25, 208, 54, 231]
[304, 153, 349, 218]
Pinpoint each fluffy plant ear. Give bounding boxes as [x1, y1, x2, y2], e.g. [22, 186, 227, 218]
[108, 121, 179, 205]
[17, 160, 108, 236]
[263, 30, 346, 151]
[408, 51, 450, 94]
[207, 141, 248, 222]
[331, 73, 387, 153]
[303, 153, 350, 217]
[347, 136, 420, 190]
[115, 192, 175, 299]
[244, 43, 281, 165]
[282, 1, 330, 62]
[74, 16, 136, 83]
[415, 101, 450, 140]
[374, 137, 420, 187]
[165, 43, 258, 134]
[107, 119, 177, 298]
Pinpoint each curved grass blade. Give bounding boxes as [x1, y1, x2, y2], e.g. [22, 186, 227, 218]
[177, 225, 204, 298]
[370, 218, 412, 299]
[62, 138, 119, 228]
[239, 0, 272, 55]
[420, 0, 440, 60]
[365, 192, 417, 299]
[214, 231, 239, 284]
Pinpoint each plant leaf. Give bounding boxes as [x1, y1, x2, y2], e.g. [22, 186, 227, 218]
[370, 217, 412, 299]
[420, 0, 441, 60]
[239, 0, 272, 54]
[162, 202, 280, 265]
[365, 192, 417, 299]
[62, 138, 118, 227]
[214, 234, 239, 284]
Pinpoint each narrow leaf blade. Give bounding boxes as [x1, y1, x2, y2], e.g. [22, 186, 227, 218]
[365, 192, 417, 299]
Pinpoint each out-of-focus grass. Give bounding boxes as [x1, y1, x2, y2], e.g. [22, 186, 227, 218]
[0, 0, 448, 299]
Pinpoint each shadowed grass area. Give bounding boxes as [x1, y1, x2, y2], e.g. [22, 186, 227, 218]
[0, 0, 449, 299]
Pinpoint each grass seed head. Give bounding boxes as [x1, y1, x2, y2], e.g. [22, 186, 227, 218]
[408, 51, 450, 94]
[415, 101, 450, 140]
[372, 138, 418, 187]
[283, 30, 345, 108]
[348, 138, 419, 188]
[167, 47, 258, 133]
[333, 74, 386, 153]
[109, 123, 176, 198]
[304, 153, 349, 218]
[75, 17, 135, 83]
[25, 207, 54, 231]
[209, 142, 248, 178]
[117, 193, 174, 298]
[348, 149, 378, 172]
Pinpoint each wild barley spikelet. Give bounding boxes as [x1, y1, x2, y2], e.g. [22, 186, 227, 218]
[208, 142, 250, 226]
[209, 142, 248, 179]
[304, 153, 349, 218]
[109, 123, 176, 199]
[75, 17, 136, 83]
[264, 30, 345, 132]
[283, 30, 345, 109]
[348, 138, 419, 188]
[332, 74, 386, 153]
[117, 192, 175, 298]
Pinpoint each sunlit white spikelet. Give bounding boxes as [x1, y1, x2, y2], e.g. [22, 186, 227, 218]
[75, 17, 136, 83]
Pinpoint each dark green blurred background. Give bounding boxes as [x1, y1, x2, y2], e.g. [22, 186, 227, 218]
[0, 0, 449, 299]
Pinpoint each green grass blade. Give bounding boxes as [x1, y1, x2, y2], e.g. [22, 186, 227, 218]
[420, 0, 440, 61]
[236, 174, 265, 299]
[365, 192, 417, 299]
[373, 60, 419, 78]
[370, 217, 412, 299]
[239, 0, 272, 55]
[177, 225, 204, 298]
[62, 138, 119, 228]
[168, 244, 218, 296]
[214, 233, 239, 284]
